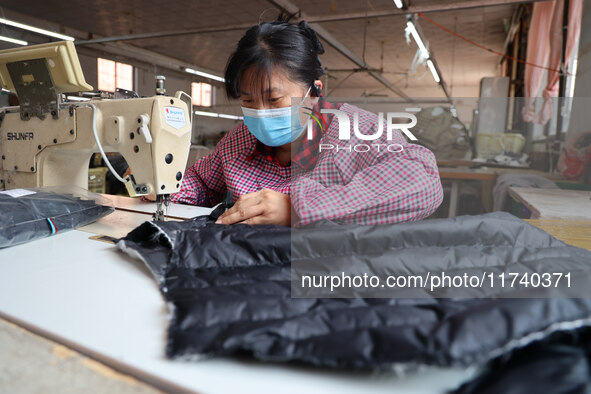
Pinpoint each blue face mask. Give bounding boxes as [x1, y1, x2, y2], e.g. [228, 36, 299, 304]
[241, 87, 311, 147]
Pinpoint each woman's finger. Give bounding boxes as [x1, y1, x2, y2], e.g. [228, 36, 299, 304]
[218, 192, 262, 220]
[240, 215, 266, 225]
[217, 203, 265, 225]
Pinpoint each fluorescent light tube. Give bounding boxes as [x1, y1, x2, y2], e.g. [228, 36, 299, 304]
[194, 110, 218, 117]
[218, 113, 243, 120]
[393, 0, 404, 8]
[0, 35, 27, 46]
[194, 110, 242, 120]
[406, 21, 429, 59]
[185, 67, 225, 83]
[0, 17, 74, 41]
[427, 59, 440, 83]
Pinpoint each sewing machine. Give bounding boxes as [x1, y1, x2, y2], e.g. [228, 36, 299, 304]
[0, 41, 192, 220]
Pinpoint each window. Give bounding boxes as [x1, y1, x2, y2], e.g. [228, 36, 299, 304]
[97, 58, 115, 92]
[97, 58, 133, 92]
[191, 82, 213, 107]
[115, 62, 133, 91]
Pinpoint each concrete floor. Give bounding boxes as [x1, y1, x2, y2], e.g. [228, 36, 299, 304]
[0, 318, 162, 394]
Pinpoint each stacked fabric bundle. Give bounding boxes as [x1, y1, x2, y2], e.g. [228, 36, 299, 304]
[0, 188, 113, 248]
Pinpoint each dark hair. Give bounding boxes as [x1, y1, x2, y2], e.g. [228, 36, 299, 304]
[224, 14, 325, 103]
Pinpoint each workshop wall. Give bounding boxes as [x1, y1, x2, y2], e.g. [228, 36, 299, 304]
[327, 86, 478, 126]
[135, 71, 187, 98]
[562, 1, 591, 184]
[74, 53, 242, 144]
[78, 54, 98, 90]
[567, 1, 591, 136]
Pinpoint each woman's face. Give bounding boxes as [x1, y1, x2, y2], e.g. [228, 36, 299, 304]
[239, 66, 316, 110]
[239, 67, 321, 144]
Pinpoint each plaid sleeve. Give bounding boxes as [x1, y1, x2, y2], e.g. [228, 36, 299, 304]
[169, 135, 230, 207]
[291, 106, 443, 226]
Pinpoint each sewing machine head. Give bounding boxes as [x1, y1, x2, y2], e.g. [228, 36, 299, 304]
[0, 41, 192, 219]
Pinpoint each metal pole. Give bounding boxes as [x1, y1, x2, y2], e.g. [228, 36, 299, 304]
[75, 0, 550, 46]
[75, 23, 254, 46]
[558, 0, 570, 139]
[267, 0, 411, 99]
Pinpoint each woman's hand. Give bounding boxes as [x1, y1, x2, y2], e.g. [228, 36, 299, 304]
[216, 189, 291, 226]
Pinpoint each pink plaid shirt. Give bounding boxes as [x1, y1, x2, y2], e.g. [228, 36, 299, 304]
[171, 103, 443, 226]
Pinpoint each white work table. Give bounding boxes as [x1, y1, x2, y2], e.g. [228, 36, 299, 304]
[508, 186, 591, 220]
[0, 198, 476, 393]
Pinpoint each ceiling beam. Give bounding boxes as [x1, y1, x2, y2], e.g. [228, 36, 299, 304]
[75, 4, 407, 98]
[0, 7, 225, 85]
[266, 0, 410, 99]
[68, 0, 534, 101]
[83, 41, 226, 84]
[304, 0, 547, 23]
[75, 23, 254, 46]
[75, 0, 545, 46]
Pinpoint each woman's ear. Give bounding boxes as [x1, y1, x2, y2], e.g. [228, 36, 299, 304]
[313, 80, 323, 96]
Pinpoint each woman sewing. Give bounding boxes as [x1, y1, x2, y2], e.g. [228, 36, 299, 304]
[168, 15, 443, 227]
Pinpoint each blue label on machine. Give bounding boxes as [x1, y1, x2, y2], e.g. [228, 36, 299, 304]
[163, 106, 187, 130]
